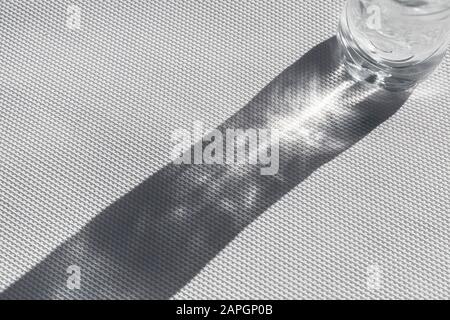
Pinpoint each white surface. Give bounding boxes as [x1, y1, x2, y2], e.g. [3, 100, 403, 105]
[1, 0, 449, 298]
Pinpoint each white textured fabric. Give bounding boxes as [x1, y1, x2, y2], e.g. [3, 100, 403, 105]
[1, 0, 449, 299]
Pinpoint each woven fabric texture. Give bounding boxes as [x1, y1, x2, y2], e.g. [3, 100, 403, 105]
[0, 0, 449, 299]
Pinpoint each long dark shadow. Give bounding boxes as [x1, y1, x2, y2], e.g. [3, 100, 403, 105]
[2, 37, 411, 299]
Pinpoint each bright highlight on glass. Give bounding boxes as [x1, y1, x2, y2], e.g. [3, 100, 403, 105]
[338, 0, 450, 90]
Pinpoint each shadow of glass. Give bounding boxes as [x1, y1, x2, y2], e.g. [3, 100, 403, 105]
[2, 37, 411, 299]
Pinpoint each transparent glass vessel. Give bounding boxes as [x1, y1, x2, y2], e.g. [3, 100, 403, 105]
[338, 0, 450, 90]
